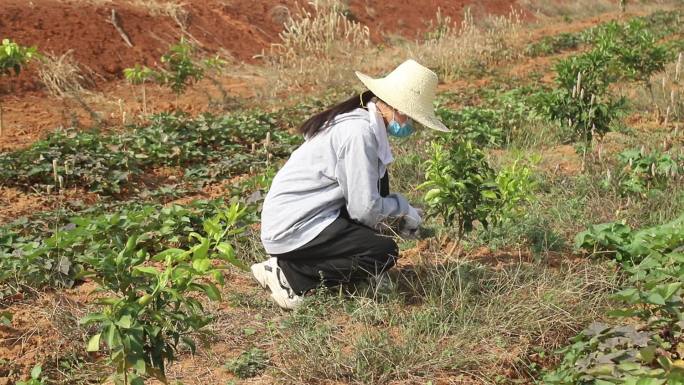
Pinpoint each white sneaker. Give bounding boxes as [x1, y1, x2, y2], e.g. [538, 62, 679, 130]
[251, 258, 302, 310]
[250, 257, 276, 289]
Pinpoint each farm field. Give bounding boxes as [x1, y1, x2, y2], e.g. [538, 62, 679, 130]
[1, 0, 683, 384]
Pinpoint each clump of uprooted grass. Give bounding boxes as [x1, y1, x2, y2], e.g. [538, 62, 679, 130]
[271, 258, 617, 384]
[37, 50, 93, 99]
[37, 50, 103, 124]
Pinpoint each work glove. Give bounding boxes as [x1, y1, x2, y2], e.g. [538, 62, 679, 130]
[400, 206, 423, 237]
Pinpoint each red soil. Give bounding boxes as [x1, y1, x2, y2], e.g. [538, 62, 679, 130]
[2, 0, 521, 90]
[0, 0, 523, 153]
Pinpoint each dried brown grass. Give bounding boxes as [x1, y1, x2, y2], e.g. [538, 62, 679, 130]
[128, 0, 190, 28]
[37, 51, 93, 98]
[260, 0, 371, 93]
[257, 1, 524, 99]
[414, 6, 524, 81]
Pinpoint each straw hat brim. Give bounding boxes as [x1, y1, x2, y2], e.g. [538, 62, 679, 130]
[355, 71, 450, 132]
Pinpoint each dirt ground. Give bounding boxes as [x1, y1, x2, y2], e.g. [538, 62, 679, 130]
[0, 0, 523, 152]
[0, 1, 668, 383]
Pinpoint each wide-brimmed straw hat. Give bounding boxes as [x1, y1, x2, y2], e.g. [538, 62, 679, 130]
[355, 59, 449, 132]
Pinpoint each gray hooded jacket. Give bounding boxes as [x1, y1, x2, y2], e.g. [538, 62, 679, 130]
[260, 107, 411, 254]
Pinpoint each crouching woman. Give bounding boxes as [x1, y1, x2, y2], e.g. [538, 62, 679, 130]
[251, 59, 449, 309]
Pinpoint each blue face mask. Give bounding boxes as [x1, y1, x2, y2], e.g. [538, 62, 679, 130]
[387, 111, 414, 138]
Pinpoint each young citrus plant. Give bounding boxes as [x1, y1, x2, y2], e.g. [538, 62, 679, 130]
[0, 39, 37, 135]
[419, 139, 502, 242]
[80, 203, 249, 385]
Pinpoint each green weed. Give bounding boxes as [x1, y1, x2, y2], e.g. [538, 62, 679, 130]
[224, 348, 269, 379]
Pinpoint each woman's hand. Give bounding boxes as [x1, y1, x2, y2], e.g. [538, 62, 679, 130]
[400, 206, 423, 237]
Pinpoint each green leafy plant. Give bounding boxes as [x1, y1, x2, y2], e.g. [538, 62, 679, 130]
[158, 38, 205, 97]
[0, 110, 295, 194]
[80, 203, 248, 385]
[532, 15, 679, 144]
[0, 199, 257, 300]
[224, 347, 269, 379]
[612, 148, 682, 196]
[535, 52, 627, 143]
[0, 39, 36, 76]
[435, 107, 504, 147]
[0, 39, 37, 136]
[418, 140, 502, 241]
[546, 215, 684, 384]
[495, 156, 538, 220]
[123, 64, 158, 115]
[525, 32, 582, 57]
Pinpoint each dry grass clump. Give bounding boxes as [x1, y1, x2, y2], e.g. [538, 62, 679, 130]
[37, 51, 93, 98]
[415, 7, 523, 81]
[37, 51, 104, 124]
[652, 52, 683, 126]
[262, 0, 371, 92]
[260, 1, 524, 97]
[128, 0, 189, 28]
[519, 0, 618, 18]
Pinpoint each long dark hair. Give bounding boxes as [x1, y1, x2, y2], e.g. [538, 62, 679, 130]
[298, 90, 377, 138]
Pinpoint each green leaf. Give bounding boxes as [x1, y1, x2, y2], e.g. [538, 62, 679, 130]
[116, 315, 132, 329]
[201, 283, 221, 301]
[216, 242, 247, 271]
[614, 288, 639, 302]
[133, 266, 161, 276]
[87, 333, 101, 352]
[193, 236, 210, 260]
[152, 248, 187, 262]
[133, 358, 146, 374]
[0, 311, 13, 326]
[30, 365, 42, 379]
[658, 282, 682, 300]
[79, 313, 107, 325]
[216, 242, 234, 259]
[646, 292, 666, 305]
[192, 258, 212, 273]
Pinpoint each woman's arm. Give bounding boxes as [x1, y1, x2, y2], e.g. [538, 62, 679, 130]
[336, 128, 411, 228]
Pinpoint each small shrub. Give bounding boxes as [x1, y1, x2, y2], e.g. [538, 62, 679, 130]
[525, 32, 582, 57]
[81, 203, 249, 384]
[419, 140, 502, 240]
[0, 39, 37, 135]
[533, 52, 628, 144]
[158, 37, 205, 96]
[123, 64, 156, 115]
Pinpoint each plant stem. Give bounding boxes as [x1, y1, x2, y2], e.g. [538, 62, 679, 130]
[0, 100, 3, 137]
[142, 83, 148, 116]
